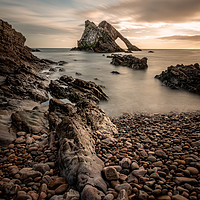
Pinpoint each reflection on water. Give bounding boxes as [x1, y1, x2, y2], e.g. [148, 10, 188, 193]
[35, 48, 200, 116]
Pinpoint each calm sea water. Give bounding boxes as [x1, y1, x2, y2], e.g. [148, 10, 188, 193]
[34, 48, 200, 116]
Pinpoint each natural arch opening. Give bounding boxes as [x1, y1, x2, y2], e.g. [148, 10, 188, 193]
[115, 37, 126, 50]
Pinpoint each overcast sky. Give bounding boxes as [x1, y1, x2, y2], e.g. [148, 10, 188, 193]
[0, 0, 200, 49]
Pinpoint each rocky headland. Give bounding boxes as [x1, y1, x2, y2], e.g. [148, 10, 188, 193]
[0, 19, 199, 200]
[71, 20, 141, 53]
[110, 54, 148, 70]
[155, 63, 200, 94]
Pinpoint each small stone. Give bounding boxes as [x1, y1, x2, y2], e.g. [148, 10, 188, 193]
[155, 150, 167, 158]
[138, 190, 148, 200]
[117, 189, 128, 200]
[131, 162, 139, 170]
[174, 177, 198, 185]
[19, 168, 42, 179]
[147, 156, 157, 162]
[39, 191, 47, 199]
[65, 189, 80, 200]
[28, 191, 39, 200]
[103, 166, 119, 180]
[104, 194, 114, 200]
[120, 158, 131, 169]
[172, 194, 188, 200]
[132, 168, 147, 177]
[153, 161, 163, 167]
[15, 136, 25, 144]
[55, 184, 68, 194]
[157, 195, 171, 200]
[33, 163, 50, 174]
[81, 185, 105, 200]
[115, 183, 132, 195]
[186, 167, 199, 175]
[48, 177, 66, 189]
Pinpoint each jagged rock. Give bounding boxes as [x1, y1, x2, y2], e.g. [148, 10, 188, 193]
[0, 19, 51, 102]
[72, 20, 141, 53]
[49, 75, 108, 103]
[32, 48, 41, 52]
[11, 106, 48, 134]
[111, 54, 148, 70]
[155, 63, 200, 94]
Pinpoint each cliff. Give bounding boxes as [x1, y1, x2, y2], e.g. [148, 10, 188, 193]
[72, 20, 141, 53]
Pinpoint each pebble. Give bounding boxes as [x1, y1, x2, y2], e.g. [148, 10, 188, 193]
[103, 166, 119, 180]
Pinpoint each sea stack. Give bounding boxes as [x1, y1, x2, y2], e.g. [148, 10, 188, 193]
[72, 20, 141, 53]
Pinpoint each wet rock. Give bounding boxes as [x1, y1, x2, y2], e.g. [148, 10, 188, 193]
[111, 71, 120, 74]
[155, 63, 200, 94]
[49, 75, 108, 103]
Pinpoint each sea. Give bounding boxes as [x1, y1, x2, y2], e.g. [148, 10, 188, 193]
[33, 48, 200, 117]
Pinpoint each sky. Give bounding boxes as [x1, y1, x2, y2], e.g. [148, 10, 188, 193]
[0, 0, 200, 49]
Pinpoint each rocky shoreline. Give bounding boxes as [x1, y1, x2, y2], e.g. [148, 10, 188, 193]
[0, 19, 200, 200]
[0, 111, 199, 199]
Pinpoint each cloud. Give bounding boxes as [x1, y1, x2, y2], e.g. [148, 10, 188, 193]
[159, 35, 200, 41]
[82, 0, 200, 23]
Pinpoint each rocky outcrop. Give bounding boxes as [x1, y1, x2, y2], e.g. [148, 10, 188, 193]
[155, 63, 200, 94]
[49, 75, 108, 103]
[110, 54, 148, 70]
[0, 19, 52, 146]
[72, 20, 141, 53]
[0, 19, 51, 103]
[48, 98, 118, 199]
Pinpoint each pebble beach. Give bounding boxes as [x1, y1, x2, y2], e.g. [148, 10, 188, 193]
[0, 111, 199, 200]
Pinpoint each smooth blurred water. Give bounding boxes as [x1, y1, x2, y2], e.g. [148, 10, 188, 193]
[34, 48, 200, 116]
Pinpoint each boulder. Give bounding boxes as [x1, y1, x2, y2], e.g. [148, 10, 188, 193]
[48, 96, 118, 197]
[155, 63, 200, 94]
[110, 54, 148, 70]
[72, 20, 141, 53]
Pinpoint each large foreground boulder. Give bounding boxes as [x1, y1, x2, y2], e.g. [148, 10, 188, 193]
[110, 54, 148, 70]
[72, 20, 141, 53]
[49, 98, 118, 198]
[155, 63, 200, 94]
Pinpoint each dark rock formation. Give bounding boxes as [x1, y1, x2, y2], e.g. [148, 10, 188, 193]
[155, 63, 200, 94]
[48, 98, 118, 198]
[72, 20, 141, 53]
[49, 75, 108, 103]
[0, 19, 52, 146]
[0, 19, 51, 102]
[32, 48, 41, 52]
[111, 54, 148, 70]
